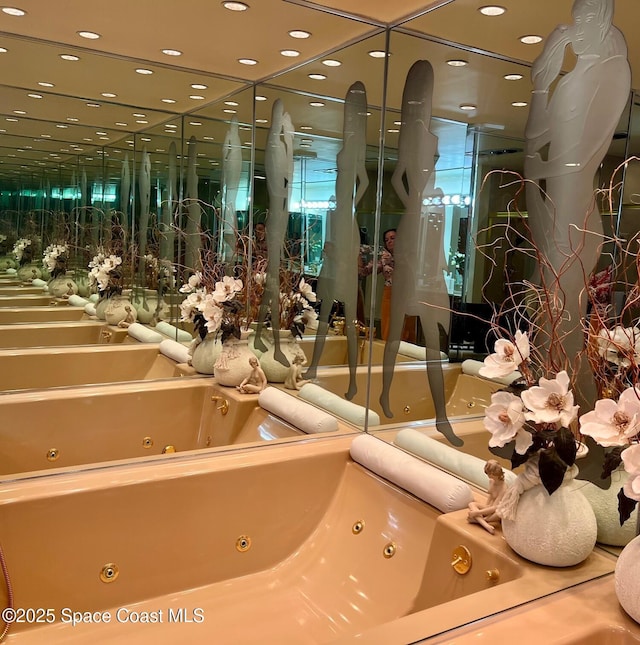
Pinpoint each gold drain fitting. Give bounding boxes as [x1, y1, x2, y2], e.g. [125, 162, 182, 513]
[46, 448, 59, 462]
[236, 535, 251, 552]
[142, 437, 153, 449]
[100, 563, 119, 583]
[162, 445, 176, 454]
[352, 520, 365, 535]
[467, 401, 476, 408]
[383, 542, 396, 558]
[486, 569, 500, 582]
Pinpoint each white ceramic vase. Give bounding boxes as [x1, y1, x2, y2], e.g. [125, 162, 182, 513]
[95, 295, 109, 320]
[501, 464, 597, 567]
[132, 289, 171, 324]
[17, 264, 42, 281]
[190, 333, 222, 375]
[615, 533, 640, 623]
[259, 329, 306, 383]
[213, 329, 255, 387]
[48, 276, 78, 298]
[104, 295, 136, 326]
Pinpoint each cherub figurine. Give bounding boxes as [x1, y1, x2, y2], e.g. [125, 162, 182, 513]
[467, 460, 507, 535]
[117, 305, 136, 329]
[236, 356, 267, 394]
[284, 353, 310, 391]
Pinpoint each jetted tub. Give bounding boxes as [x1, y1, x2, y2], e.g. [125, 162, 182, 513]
[0, 295, 67, 308]
[0, 435, 614, 644]
[0, 345, 185, 392]
[309, 363, 500, 424]
[0, 321, 128, 348]
[0, 380, 355, 477]
[0, 306, 85, 324]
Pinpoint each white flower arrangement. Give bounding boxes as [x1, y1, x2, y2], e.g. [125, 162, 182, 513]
[12, 238, 31, 263]
[43, 243, 68, 276]
[279, 276, 317, 336]
[88, 251, 123, 296]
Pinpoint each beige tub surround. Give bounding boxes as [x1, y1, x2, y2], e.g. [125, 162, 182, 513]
[0, 286, 44, 296]
[0, 295, 68, 308]
[0, 321, 127, 348]
[0, 306, 86, 324]
[0, 436, 615, 644]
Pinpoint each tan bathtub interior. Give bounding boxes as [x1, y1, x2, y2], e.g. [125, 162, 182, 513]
[0, 295, 68, 307]
[0, 306, 86, 324]
[0, 321, 128, 348]
[0, 436, 616, 644]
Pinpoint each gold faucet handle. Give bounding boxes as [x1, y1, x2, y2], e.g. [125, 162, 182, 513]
[211, 396, 229, 415]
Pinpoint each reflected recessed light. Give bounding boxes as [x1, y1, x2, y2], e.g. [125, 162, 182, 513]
[322, 59, 341, 67]
[512, 101, 528, 107]
[204, 136, 214, 141]
[56, 124, 68, 128]
[280, 49, 300, 57]
[41, 134, 51, 138]
[189, 95, 205, 100]
[60, 54, 80, 61]
[255, 95, 267, 101]
[387, 128, 400, 133]
[256, 118, 268, 123]
[165, 124, 177, 128]
[115, 122, 128, 126]
[162, 98, 176, 103]
[223, 109, 237, 113]
[99, 136, 109, 140]
[224, 101, 239, 106]
[222, 1, 249, 10]
[133, 113, 146, 117]
[66, 117, 79, 122]
[301, 138, 313, 144]
[393, 120, 402, 126]
[189, 121, 202, 126]
[140, 137, 151, 142]
[101, 92, 117, 98]
[12, 110, 25, 114]
[5, 117, 17, 122]
[447, 59, 468, 67]
[2, 7, 25, 16]
[86, 102, 100, 107]
[0, 48, 7, 53]
[479, 5, 506, 16]
[191, 83, 208, 90]
[565, 162, 581, 167]
[299, 125, 312, 130]
[368, 50, 387, 58]
[520, 35, 543, 44]
[136, 120, 149, 124]
[504, 73, 523, 81]
[161, 48, 182, 56]
[299, 143, 311, 148]
[459, 104, 477, 111]
[95, 131, 107, 135]
[78, 30, 101, 39]
[289, 29, 310, 39]
[309, 101, 325, 107]
[238, 58, 257, 65]
[135, 68, 154, 74]
[308, 73, 326, 80]
[38, 81, 54, 87]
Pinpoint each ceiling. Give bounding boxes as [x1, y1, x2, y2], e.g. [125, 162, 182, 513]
[0, 0, 636, 184]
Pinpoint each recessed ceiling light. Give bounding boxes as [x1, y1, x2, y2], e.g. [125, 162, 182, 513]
[66, 117, 79, 122]
[115, 122, 127, 126]
[191, 83, 208, 90]
[322, 59, 341, 67]
[95, 131, 107, 135]
[393, 120, 402, 126]
[512, 101, 528, 107]
[136, 120, 149, 124]
[166, 124, 177, 128]
[308, 73, 326, 80]
[86, 102, 100, 107]
[222, 1, 249, 10]
[101, 92, 117, 98]
[520, 35, 543, 44]
[387, 129, 400, 133]
[238, 58, 257, 65]
[479, 5, 506, 16]
[224, 101, 239, 106]
[299, 143, 312, 148]
[368, 50, 387, 58]
[299, 126, 312, 131]
[56, 124, 68, 128]
[162, 48, 182, 56]
[301, 138, 313, 144]
[504, 73, 523, 81]
[204, 136, 214, 141]
[288, 30, 310, 39]
[280, 49, 300, 57]
[309, 101, 325, 107]
[162, 98, 176, 103]
[135, 68, 154, 74]
[38, 81, 54, 87]
[190, 121, 202, 126]
[459, 104, 477, 111]
[77, 30, 101, 39]
[2, 7, 25, 16]
[189, 95, 205, 100]
[140, 137, 151, 142]
[447, 59, 468, 67]
[12, 110, 25, 115]
[223, 109, 237, 113]
[0, 48, 7, 53]
[60, 54, 80, 61]
[255, 95, 267, 101]
[256, 118, 268, 123]
[99, 136, 109, 140]
[133, 113, 146, 117]
[41, 134, 51, 138]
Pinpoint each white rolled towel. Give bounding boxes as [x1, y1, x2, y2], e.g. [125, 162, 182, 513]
[32, 278, 47, 287]
[88, 293, 99, 303]
[462, 359, 521, 386]
[84, 302, 97, 317]
[350, 434, 473, 513]
[68, 295, 89, 307]
[155, 321, 192, 343]
[258, 387, 339, 434]
[159, 338, 190, 364]
[127, 323, 164, 343]
[298, 383, 380, 427]
[6, 268, 16, 275]
[397, 341, 448, 362]
[394, 428, 516, 490]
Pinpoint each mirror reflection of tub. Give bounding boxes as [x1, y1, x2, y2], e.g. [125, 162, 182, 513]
[0, 321, 128, 348]
[0, 306, 86, 324]
[0, 435, 615, 644]
[0, 295, 68, 307]
[0, 380, 355, 478]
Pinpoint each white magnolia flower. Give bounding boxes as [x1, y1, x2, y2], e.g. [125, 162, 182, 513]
[484, 391, 532, 454]
[621, 444, 640, 502]
[201, 298, 224, 333]
[212, 276, 243, 302]
[179, 272, 202, 293]
[479, 330, 530, 378]
[254, 271, 266, 285]
[298, 277, 317, 303]
[579, 387, 640, 447]
[597, 326, 639, 368]
[521, 370, 579, 427]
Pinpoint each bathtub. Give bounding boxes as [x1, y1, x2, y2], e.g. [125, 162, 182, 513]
[0, 306, 86, 324]
[0, 345, 184, 392]
[0, 380, 355, 478]
[0, 321, 128, 348]
[0, 435, 614, 644]
[310, 363, 500, 424]
[0, 295, 67, 308]
[0, 286, 44, 296]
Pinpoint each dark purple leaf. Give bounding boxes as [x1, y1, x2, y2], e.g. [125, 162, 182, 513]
[554, 426, 577, 467]
[539, 448, 566, 495]
[618, 488, 638, 526]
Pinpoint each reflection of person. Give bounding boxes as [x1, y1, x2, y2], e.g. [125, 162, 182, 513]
[524, 0, 631, 409]
[253, 222, 268, 261]
[237, 356, 267, 394]
[467, 460, 507, 535]
[304, 81, 369, 400]
[380, 228, 396, 341]
[284, 353, 310, 391]
[380, 60, 460, 446]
